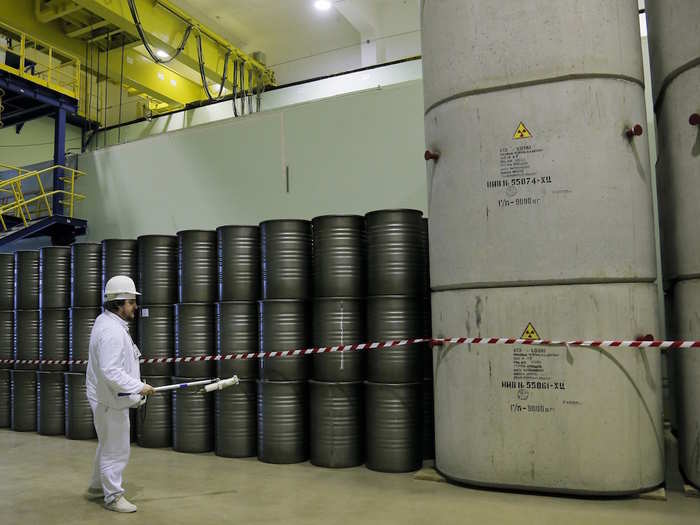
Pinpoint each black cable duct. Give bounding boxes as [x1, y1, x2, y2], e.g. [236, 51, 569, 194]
[231, 58, 239, 117]
[195, 33, 229, 101]
[126, 0, 192, 64]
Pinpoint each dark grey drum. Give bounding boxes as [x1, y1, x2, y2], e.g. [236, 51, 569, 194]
[14, 251, 39, 310]
[11, 369, 37, 431]
[216, 301, 257, 379]
[0, 311, 12, 369]
[69, 307, 101, 373]
[101, 239, 137, 290]
[65, 372, 96, 439]
[172, 376, 213, 453]
[258, 300, 309, 381]
[71, 243, 102, 307]
[174, 303, 215, 378]
[137, 305, 174, 376]
[215, 379, 256, 458]
[312, 297, 365, 382]
[309, 380, 363, 468]
[14, 309, 39, 370]
[39, 246, 71, 309]
[311, 215, 366, 298]
[39, 308, 69, 371]
[0, 253, 13, 310]
[217, 225, 260, 302]
[178, 230, 217, 304]
[257, 379, 308, 464]
[136, 376, 172, 448]
[260, 220, 312, 300]
[138, 235, 178, 305]
[0, 369, 11, 427]
[37, 371, 64, 435]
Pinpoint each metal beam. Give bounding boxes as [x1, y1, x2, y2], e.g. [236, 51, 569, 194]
[1, 104, 54, 127]
[66, 19, 109, 38]
[53, 107, 66, 215]
[35, 1, 83, 23]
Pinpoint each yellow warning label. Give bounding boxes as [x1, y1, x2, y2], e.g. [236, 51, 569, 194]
[513, 121, 532, 139]
[521, 322, 540, 340]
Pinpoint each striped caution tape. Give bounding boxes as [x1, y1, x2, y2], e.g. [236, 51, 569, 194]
[1, 336, 699, 367]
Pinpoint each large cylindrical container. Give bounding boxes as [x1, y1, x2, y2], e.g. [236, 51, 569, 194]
[69, 307, 101, 373]
[14, 251, 39, 310]
[257, 380, 308, 464]
[215, 379, 256, 458]
[216, 301, 257, 379]
[309, 380, 363, 468]
[0, 369, 10, 427]
[39, 246, 71, 309]
[0, 311, 12, 369]
[137, 305, 174, 376]
[138, 235, 178, 305]
[260, 220, 311, 300]
[365, 381, 422, 473]
[101, 239, 137, 290]
[136, 376, 172, 448]
[11, 369, 37, 431]
[13, 309, 39, 370]
[422, 380, 435, 460]
[366, 296, 424, 383]
[172, 376, 213, 453]
[64, 372, 96, 439]
[37, 371, 64, 435]
[258, 300, 309, 381]
[0, 252, 15, 310]
[39, 308, 69, 371]
[217, 225, 260, 302]
[71, 243, 102, 307]
[312, 215, 366, 298]
[178, 230, 216, 304]
[174, 303, 214, 378]
[312, 297, 365, 382]
[366, 209, 425, 297]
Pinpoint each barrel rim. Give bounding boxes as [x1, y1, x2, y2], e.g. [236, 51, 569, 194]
[101, 238, 136, 243]
[312, 296, 366, 303]
[256, 379, 307, 385]
[71, 242, 101, 247]
[176, 229, 216, 236]
[215, 224, 260, 232]
[40, 246, 71, 253]
[257, 298, 309, 305]
[365, 208, 424, 218]
[308, 379, 363, 386]
[259, 219, 312, 226]
[216, 300, 258, 306]
[311, 214, 366, 222]
[137, 234, 178, 241]
[364, 380, 422, 387]
[14, 250, 39, 255]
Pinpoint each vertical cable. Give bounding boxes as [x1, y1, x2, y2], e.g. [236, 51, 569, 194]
[104, 35, 110, 149]
[118, 36, 125, 145]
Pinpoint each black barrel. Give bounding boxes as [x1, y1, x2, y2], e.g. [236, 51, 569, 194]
[14, 309, 39, 370]
[39, 308, 69, 371]
[312, 297, 365, 382]
[309, 380, 363, 468]
[366, 296, 425, 383]
[64, 372, 96, 439]
[174, 303, 215, 378]
[71, 243, 102, 307]
[102, 239, 137, 290]
[217, 225, 260, 302]
[366, 209, 426, 297]
[11, 369, 37, 431]
[257, 379, 308, 464]
[0, 369, 10, 427]
[0, 252, 14, 310]
[216, 301, 257, 379]
[312, 215, 366, 298]
[136, 375, 172, 448]
[178, 230, 216, 304]
[137, 305, 174, 376]
[138, 235, 178, 305]
[422, 380, 435, 460]
[0, 311, 12, 369]
[69, 307, 101, 372]
[258, 300, 309, 381]
[39, 246, 71, 309]
[215, 379, 256, 458]
[365, 381, 422, 473]
[172, 376, 213, 453]
[37, 371, 64, 435]
[260, 220, 312, 300]
[14, 251, 39, 310]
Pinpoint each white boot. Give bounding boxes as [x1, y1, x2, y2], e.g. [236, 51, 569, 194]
[104, 495, 137, 513]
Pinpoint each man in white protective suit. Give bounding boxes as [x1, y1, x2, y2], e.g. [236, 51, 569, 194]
[85, 275, 155, 513]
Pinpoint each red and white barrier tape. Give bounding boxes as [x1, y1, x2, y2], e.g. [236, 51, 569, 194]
[1, 336, 699, 366]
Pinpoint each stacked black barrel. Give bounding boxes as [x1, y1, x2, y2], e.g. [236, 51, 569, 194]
[365, 209, 428, 472]
[257, 220, 311, 464]
[310, 216, 367, 468]
[173, 230, 216, 453]
[0, 253, 13, 429]
[214, 226, 259, 458]
[136, 235, 177, 448]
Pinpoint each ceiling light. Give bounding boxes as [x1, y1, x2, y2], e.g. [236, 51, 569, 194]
[156, 49, 169, 59]
[170, 79, 177, 86]
[314, 0, 332, 11]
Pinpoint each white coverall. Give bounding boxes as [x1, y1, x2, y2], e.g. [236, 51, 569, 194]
[86, 310, 144, 504]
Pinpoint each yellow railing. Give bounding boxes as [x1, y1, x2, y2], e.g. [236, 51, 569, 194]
[0, 20, 80, 100]
[0, 162, 87, 231]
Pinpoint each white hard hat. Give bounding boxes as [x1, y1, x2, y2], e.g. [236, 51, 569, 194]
[104, 275, 141, 301]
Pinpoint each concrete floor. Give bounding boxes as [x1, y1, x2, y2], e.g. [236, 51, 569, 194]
[1, 428, 698, 525]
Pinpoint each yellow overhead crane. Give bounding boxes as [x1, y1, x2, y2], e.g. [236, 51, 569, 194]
[2, 0, 274, 123]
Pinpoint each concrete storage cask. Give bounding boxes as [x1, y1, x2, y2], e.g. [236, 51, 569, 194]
[11, 369, 37, 431]
[217, 225, 260, 302]
[0, 369, 10, 427]
[172, 376, 213, 453]
[14, 309, 39, 370]
[64, 372, 96, 439]
[422, 380, 435, 460]
[216, 301, 257, 379]
[178, 230, 217, 304]
[101, 239, 137, 290]
[215, 379, 256, 458]
[260, 220, 311, 300]
[39, 246, 71, 309]
[138, 235, 178, 305]
[39, 308, 69, 371]
[312, 215, 366, 298]
[69, 307, 101, 373]
[136, 376, 172, 448]
[37, 371, 64, 436]
[0, 311, 12, 369]
[258, 299, 309, 381]
[257, 379, 308, 464]
[71, 243, 102, 307]
[14, 251, 39, 310]
[138, 305, 174, 376]
[174, 303, 215, 378]
[0, 253, 13, 310]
